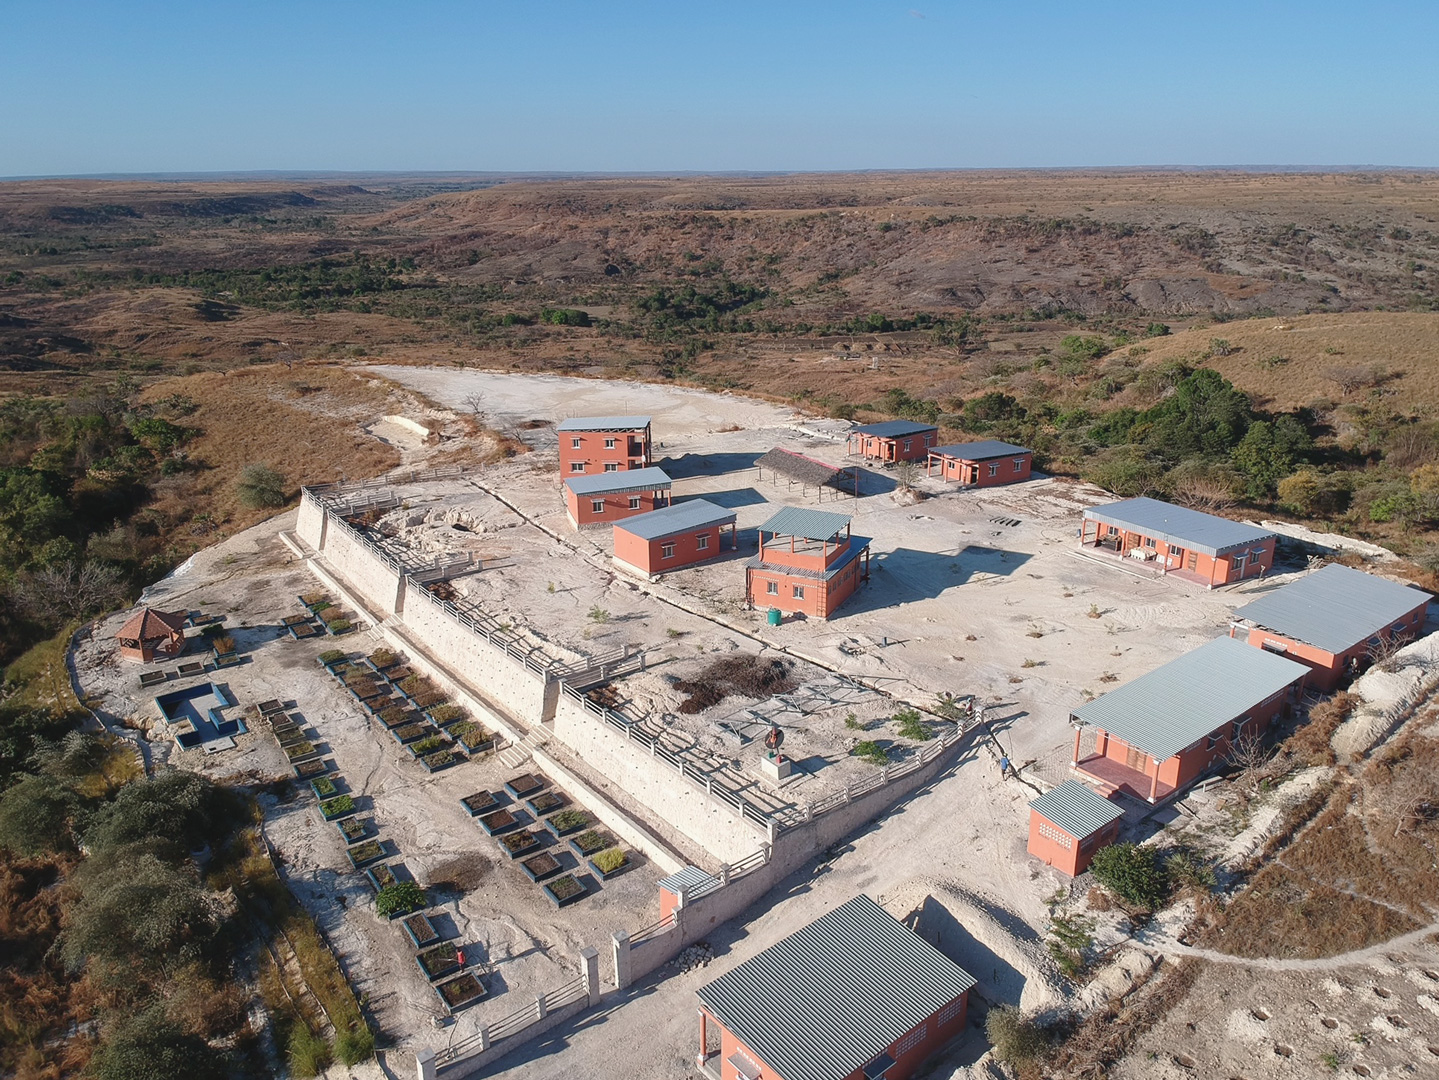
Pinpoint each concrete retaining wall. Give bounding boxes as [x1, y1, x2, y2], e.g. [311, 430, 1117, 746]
[297, 491, 327, 550]
[317, 518, 404, 616]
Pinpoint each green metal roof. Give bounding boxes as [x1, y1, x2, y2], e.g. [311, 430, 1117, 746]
[1029, 780, 1123, 839]
[696, 895, 975, 1080]
[1072, 636, 1309, 761]
[758, 506, 851, 541]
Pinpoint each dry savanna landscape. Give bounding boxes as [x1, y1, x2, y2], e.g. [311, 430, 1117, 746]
[3, 170, 1439, 1080]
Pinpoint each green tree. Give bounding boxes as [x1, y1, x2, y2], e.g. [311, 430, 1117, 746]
[1232, 415, 1311, 499]
[0, 774, 82, 855]
[91, 1008, 231, 1080]
[0, 466, 72, 570]
[84, 770, 234, 858]
[1090, 842, 1170, 909]
[127, 417, 188, 453]
[235, 463, 287, 509]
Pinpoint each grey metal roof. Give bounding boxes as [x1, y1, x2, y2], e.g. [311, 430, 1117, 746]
[1232, 563, 1431, 654]
[930, 440, 1031, 461]
[696, 895, 975, 1080]
[562, 466, 672, 497]
[1029, 780, 1124, 839]
[1073, 636, 1309, 761]
[759, 506, 851, 541]
[556, 415, 651, 432]
[850, 420, 938, 438]
[1083, 497, 1277, 557]
[613, 498, 736, 541]
[658, 865, 718, 896]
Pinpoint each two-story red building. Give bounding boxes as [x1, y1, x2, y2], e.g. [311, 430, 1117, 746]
[562, 466, 671, 529]
[1081, 497, 1278, 588]
[1230, 562, 1431, 690]
[557, 415, 652, 480]
[926, 441, 1033, 486]
[745, 507, 870, 620]
[695, 894, 976, 1080]
[1071, 636, 1309, 803]
[1027, 780, 1125, 877]
[846, 420, 938, 464]
[612, 498, 737, 578]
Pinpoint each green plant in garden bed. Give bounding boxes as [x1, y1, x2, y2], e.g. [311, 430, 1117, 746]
[851, 740, 889, 765]
[378, 705, 408, 725]
[318, 649, 346, 665]
[546, 874, 584, 902]
[399, 675, 430, 696]
[570, 829, 610, 856]
[501, 830, 540, 854]
[438, 973, 484, 1007]
[394, 722, 431, 742]
[527, 791, 564, 815]
[339, 817, 368, 843]
[210, 634, 235, 655]
[302, 592, 329, 607]
[348, 839, 384, 866]
[326, 618, 353, 634]
[311, 776, 337, 798]
[412, 690, 447, 709]
[368, 648, 398, 668]
[366, 862, 397, 890]
[549, 809, 589, 832]
[591, 847, 628, 875]
[429, 704, 463, 725]
[284, 741, 317, 761]
[423, 750, 459, 771]
[320, 795, 355, 819]
[375, 881, 427, 918]
[411, 735, 448, 755]
[418, 942, 459, 978]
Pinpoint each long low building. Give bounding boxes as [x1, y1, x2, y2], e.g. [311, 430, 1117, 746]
[1230, 562, 1432, 690]
[1081, 496, 1278, 587]
[1071, 636, 1309, 802]
[612, 498, 737, 578]
[562, 466, 671, 528]
[926, 440, 1032, 486]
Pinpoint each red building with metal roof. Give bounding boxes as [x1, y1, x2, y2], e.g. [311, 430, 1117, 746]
[612, 499, 737, 578]
[1027, 780, 1125, 876]
[846, 420, 938, 464]
[745, 507, 870, 619]
[562, 467, 671, 528]
[557, 415, 652, 480]
[1081, 497, 1278, 587]
[695, 894, 976, 1080]
[926, 440, 1032, 486]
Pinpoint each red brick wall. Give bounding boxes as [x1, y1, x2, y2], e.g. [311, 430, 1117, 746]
[558, 428, 650, 479]
[853, 430, 937, 462]
[614, 523, 727, 575]
[564, 487, 662, 527]
[1028, 811, 1119, 876]
[933, 453, 1032, 486]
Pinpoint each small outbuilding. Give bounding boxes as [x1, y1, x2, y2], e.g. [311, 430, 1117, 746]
[562, 466, 671, 528]
[846, 420, 938, 464]
[1028, 780, 1124, 877]
[116, 607, 189, 663]
[1081, 496, 1277, 587]
[1071, 636, 1309, 802]
[612, 499, 737, 579]
[926, 440, 1033, 486]
[557, 415, 652, 479]
[695, 894, 976, 1080]
[1230, 563, 1431, 690]
[746, 506, 870, 619]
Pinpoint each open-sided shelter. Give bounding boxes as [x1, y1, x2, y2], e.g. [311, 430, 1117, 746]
[926, 440, 1032, 486]
[557, 415, 652, 479]
[746, 506, 870, 619]
[612, 498, 737, 578]
[562, 466, 671, 528]
[755, 447, 858, 501]
[116, 607, 188, 662]
[1080, 497, 1277, 587]
[1230, 563, 1431, 690]
[846, 420, 938, 464]
[1071, 636, 1308, 802]
[695, 894, 976, 1080]
[1028, 780, 1124, 876]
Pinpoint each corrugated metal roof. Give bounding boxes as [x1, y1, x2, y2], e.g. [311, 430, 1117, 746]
[562, 466, 672, 496]
[747, 537, 870, 582]
[1082, 497, 1276, 556]
[759, 506, 851, 541]
[556, 415, 651, 432]
[930, 440, 1031, 461]
[1029, 781, 1124, 838]
[696, 895, 975, 1080]
[1073, 636, 1309, 761]
[851, 420, 938, 438]
[659, 865, 719, 895]
[613, 498, 736, 541]
[1232, 563, 1432, 654]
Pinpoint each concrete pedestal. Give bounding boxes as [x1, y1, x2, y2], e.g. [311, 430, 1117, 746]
[758, 755, 793, 783]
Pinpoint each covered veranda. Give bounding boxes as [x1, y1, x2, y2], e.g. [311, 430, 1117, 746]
[1070, 725, 1176, 803]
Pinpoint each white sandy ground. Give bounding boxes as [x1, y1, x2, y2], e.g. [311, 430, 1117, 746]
[70, 367, 1439, 1079]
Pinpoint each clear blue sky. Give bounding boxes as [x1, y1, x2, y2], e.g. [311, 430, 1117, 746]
[3, 0, 1434, 175]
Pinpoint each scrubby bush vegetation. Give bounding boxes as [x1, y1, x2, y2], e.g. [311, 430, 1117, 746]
[374, 881, 427, 918]
[1090, 842, 1169, 910]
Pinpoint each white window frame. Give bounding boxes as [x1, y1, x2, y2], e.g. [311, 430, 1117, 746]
[988, 462, 999, 477]
[661, 542, 675, 559]
[604, 437, 616, 449]
[696, 533, 709, 551]
[591, 499, 605, 514]
[792, 584, 805, 599]
[1013, 457, 1024, 472]
[766, 580, 778, 595]
[628, 496, 641, 510]
[604, 462, 619, 472]
[570, 461, 586, 472]
[571, 437, 582, 449]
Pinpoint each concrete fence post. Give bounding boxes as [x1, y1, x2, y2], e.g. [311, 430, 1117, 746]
[478, 1026, 490, 1052]
[416, 1048, 437, 1080]
[612, 931, 632, 990]
[760, 842, 771, 864]
[718, 863, 731, 887]
[580, 946, 600, 1006]
[535, 993, 548, 1021]
[881, 765, 890, 784]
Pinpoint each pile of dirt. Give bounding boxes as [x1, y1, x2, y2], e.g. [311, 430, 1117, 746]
[671, 654, 799, 714]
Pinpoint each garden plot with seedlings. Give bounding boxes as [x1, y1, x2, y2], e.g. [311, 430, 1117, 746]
[70, 513, 667, 1062]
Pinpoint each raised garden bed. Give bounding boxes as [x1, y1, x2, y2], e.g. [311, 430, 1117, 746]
[499, 829, 544, 860]
[568, 829, 612, 859]
[448, 721, 495, 754]
[367, 648, 399, 670]
[272, 724, 304, 743]
[545, 809, 590, 838]
[504, 773, 547, 800]
[417, 943, 461, 982]
[411, 690, 447, 710]
[403, 912, 440, 949]
[317, 650, 347, 667]
[256, 699, 285, 715]
[542, 874, 586, 908]
[408, 734, 450, 758]
[282, 614, 311, 626]
[325, 619, 353, 636]
[377, 706, 419, 730]
[398, 675, 434, 699]
[422, 749, 462, 773]
[320, 795, 356, 821]
[461, 790, 498, 816]
[477, 808, 522, 836]
[347, 679, 386, 701]
[525, 791, 566, 817]
[289, 623, 320, 639]
[310, 775, 339, 799]
[338, 816, 372, 844]
[284, 741, 319, 763]
[384, 665, 414, 684]
[392, 722, 433, 745]
[364, 861, 398, 891]
[587, 847, 631, 880]
[435, 973, 485, 1011]
[347, 840, 385, 869]
[293, 757, 330, 780]
[521, 851, 564, 882]
[428, 704, 464, 725]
